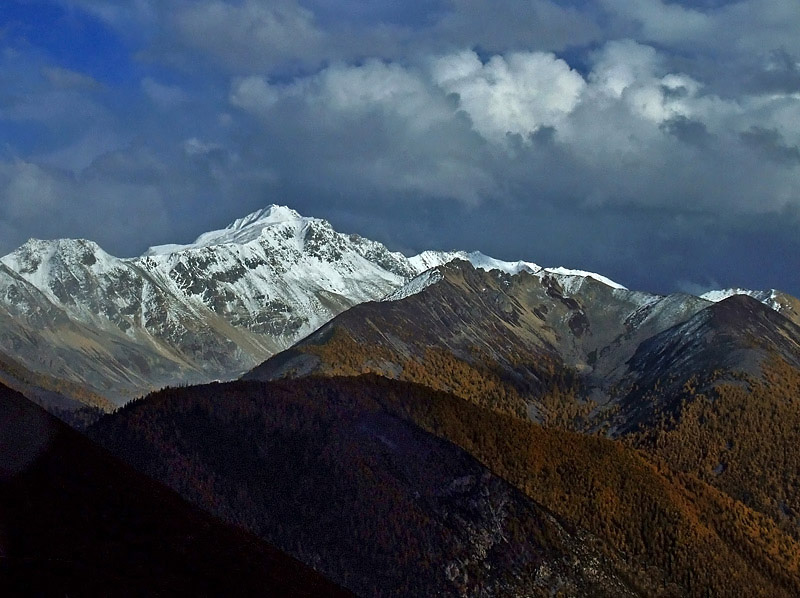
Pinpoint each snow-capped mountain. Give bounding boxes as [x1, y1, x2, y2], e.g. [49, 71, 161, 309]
[0, 203, 789, 407]
[0, 206, 418, 402]
[405, 249, 626, 290]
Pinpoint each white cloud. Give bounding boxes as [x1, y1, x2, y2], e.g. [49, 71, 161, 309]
[222, 42, 800, 216]
[581, 40, 742, 129]
[233, 51, 586, 143]
[431, 50, 585, 141]
[183, 138, 222, 156]
[231, 60, 452, 132]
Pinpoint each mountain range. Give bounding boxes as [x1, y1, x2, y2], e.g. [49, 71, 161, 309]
[248, 257, 800, 541]
[0, 204, 791, 416]
[3, 203, 800, 596]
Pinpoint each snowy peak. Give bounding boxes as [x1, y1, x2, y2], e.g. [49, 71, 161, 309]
[193, 204, 304, 247]
[1, 238, 121, 286]
[701, 288, 782, 312]
[5, 237, 105, 264]
[145, 204, 306, 255]
[542, 267, 627, 293]
[409, 250, 540, 276]
[226, 205, 302, 231]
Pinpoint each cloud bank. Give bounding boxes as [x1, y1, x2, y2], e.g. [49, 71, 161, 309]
[1, 0, 799, 294]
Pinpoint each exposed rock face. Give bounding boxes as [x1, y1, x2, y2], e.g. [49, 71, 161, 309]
[0, 206, 419, 404]
[250, 259, 800, 426]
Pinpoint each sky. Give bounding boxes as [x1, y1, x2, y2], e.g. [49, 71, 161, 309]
[1, 0, 799, 296]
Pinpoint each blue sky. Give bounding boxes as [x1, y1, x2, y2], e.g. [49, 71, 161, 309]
[4, 1, 133, 82]
[1, 0, 799, 295]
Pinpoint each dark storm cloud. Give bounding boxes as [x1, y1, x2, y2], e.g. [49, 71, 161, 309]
[2, 0, 800, 295]
[660, 116, 712, 147]
[740, 127, 800, 165]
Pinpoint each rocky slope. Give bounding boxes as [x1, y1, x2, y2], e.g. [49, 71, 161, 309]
[248, 259, 800, 552]
[247, 260, 713, 419]
[0, 206, 425, 405]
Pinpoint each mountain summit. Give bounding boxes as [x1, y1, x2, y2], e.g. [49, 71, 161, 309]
[145, 205, 305, 254]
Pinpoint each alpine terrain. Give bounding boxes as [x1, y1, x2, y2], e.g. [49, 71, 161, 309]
[0, 204, 683, 413]
[3, 203, 800, 597]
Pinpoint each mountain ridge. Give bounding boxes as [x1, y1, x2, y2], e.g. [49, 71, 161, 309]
[0, 204, 790, 413]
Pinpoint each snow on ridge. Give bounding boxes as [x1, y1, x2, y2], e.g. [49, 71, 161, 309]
[225, 205, 301, 231]
[542, 267, 627, 291]
[140, 206, 623, 298]
[462, 251, 540, 275]
[408, 250, 540, 276]
[404, 251, 629, 298]
[145, 204, 306, 256]
[701, 288, 782, 312]
[383, 269, 444, 302]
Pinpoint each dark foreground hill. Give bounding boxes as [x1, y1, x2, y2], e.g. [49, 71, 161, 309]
[0, 382, 352, 597]
[90, 376, 800, 598]
[91, 378, 642, 598]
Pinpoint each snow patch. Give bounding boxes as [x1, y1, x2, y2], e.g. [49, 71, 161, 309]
[145, 205, 305, 255]
[383, 269, 443, 302]
[409, 250, 540, 276]
[701, 288, 782, 312]
[543, 267, 627, 291]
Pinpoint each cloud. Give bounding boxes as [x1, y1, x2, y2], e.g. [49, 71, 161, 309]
[229, 58, 494, 204]
[141, 77, 188, 108]
[600, 0, 711, 44]
[41, 66, 103, 91]
[752, 49, 800, 94]
[6, 0, 800, 295]
[1, 161, 59, 220]
[660, 116, 713, 147]
[599, 0, 800, 60]
[172, 0, 324, 70]
[431, 50, 585, 141]
[436, 0, 603, 53]
[740, 127, 800, 165]
[0, 157, 169, 254]
[220, 42, 800, 230]
[229, 76, 280, 114]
